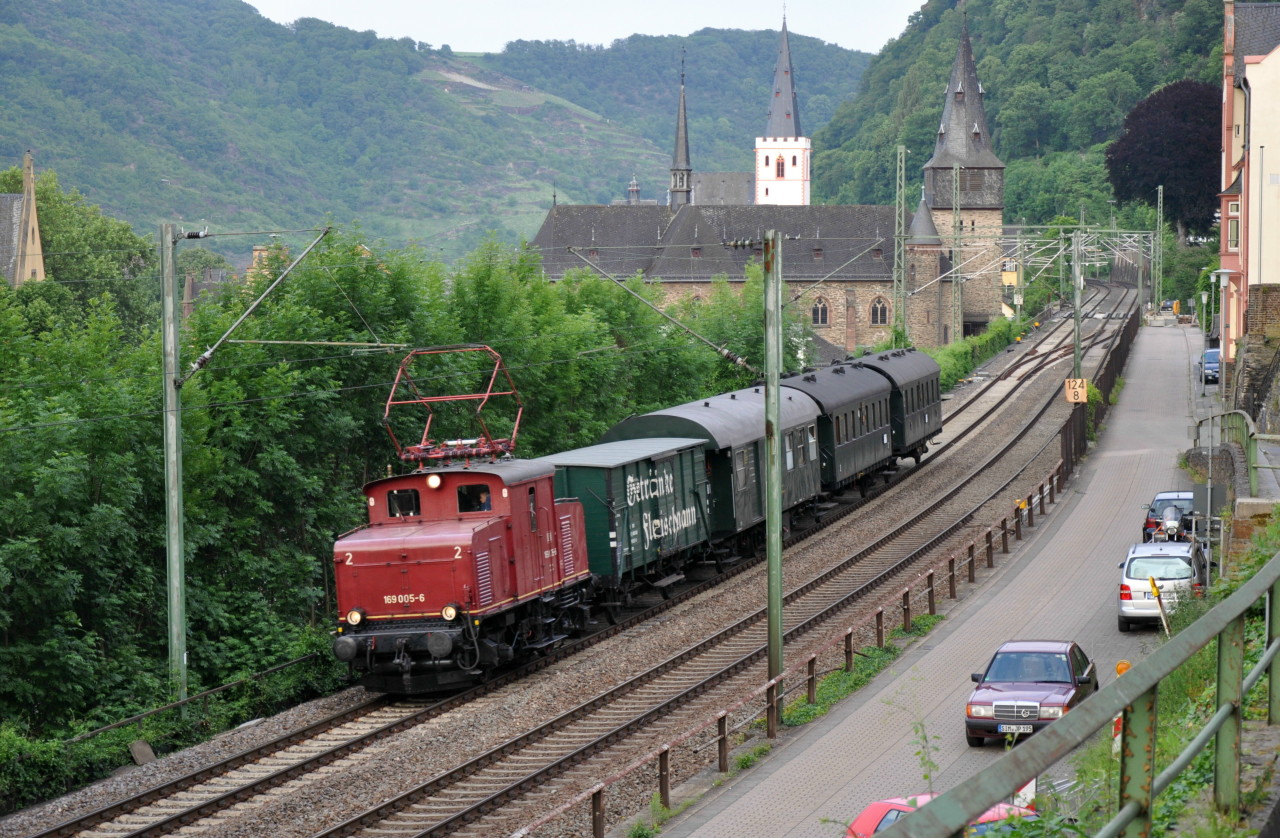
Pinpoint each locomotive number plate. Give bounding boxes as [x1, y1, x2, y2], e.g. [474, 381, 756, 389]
[384, 594, 427, 604]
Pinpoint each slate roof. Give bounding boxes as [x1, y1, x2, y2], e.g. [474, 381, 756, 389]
[764, 20, 803, 138]
[1235, 4, 1280, 58]
[0, 194, 21, 287]
[923, 21, 1003, 171]
[673, 81, 691, 172]
[530, 204, 674, 278]
[908, 198, 942, 245]
[529, 203, 901, 284]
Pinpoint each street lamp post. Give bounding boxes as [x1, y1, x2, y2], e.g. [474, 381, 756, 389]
[1200, 290, 1210, 396]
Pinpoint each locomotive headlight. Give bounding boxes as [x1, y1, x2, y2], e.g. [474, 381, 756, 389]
[441, 604, 458, 621]
[426, 473, 443, 489]
[345, 608, 366, 626]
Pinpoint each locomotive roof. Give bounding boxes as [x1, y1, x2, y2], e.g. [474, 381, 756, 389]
[601, 386, 821, 450]
[536, 437, 706, 469]
[365, 458, 553, 491]
[781, 363, 891, 412]
[857, 347, 942, 387]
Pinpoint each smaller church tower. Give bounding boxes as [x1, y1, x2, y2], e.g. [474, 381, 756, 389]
[922, 19, 1005, 341]
[755, 19, 810, 206]
[670, 70, 693, 208]
[4, 150, 46, 288]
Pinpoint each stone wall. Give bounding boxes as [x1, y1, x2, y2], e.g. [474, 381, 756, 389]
[1233, 285, 1280, 430]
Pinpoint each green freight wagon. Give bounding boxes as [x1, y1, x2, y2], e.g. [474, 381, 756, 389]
[537, 438, 710, 603]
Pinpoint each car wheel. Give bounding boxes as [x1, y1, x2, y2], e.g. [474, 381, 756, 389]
[1118, 616, 1131, 632]
[966, 733, 984, 747]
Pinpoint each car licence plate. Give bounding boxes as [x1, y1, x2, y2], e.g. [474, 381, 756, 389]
[997, 724, 1034, 734]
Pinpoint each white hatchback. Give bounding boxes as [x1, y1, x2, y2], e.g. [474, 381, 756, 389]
[1117, 543, 1209, 632]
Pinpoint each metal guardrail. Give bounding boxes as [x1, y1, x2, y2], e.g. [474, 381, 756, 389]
[1196, 409, 1260, 497]
[879, 549, 1280, 838]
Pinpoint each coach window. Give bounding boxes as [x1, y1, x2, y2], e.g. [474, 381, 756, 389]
[808, 425, 818, 460]
[458, 484, 491, 513]
[736, 449, 750, 490]
[528, 487, 538, 531]
[785, 433, 795, 470]
[388, 489, 421, 517]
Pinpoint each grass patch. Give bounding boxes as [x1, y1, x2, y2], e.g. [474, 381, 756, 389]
[782, 615, 943, 727]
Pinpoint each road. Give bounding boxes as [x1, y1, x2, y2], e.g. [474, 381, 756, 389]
[656, 321, 1204, 838]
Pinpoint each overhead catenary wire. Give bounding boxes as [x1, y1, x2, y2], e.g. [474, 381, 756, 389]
[566, 246, 761, 376]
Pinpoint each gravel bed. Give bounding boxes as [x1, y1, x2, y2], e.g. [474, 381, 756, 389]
[5, 307, 1124, 838]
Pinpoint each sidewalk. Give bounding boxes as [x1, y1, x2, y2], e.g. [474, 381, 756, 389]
[643, 322, 1280, 838]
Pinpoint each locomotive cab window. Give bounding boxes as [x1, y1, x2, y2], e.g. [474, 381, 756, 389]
[458, 484, 493, 513]
[387, 489, 421, 517]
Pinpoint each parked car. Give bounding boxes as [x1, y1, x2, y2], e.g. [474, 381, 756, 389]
[1196, 348, 1221, 384]
[1117, 542, 1210, 632]
[964, 640, 1097, 747]
[846, 793, 1037, 837]
[1142, 490, 1195, 542]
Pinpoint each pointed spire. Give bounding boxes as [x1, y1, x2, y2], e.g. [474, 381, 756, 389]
[922, 18, 1002, 172]
[765, 18, 802, 138]
[670, 53, 692, 207]
[908, 198, 942, 245]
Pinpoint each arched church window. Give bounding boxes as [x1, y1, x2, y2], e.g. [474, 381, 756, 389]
[812, 298, 829, 326]
[871, 298, 888, 326]
[791, 155, 797, 166]
[776, 158, 786, 178]
[764, 156, 770, 167]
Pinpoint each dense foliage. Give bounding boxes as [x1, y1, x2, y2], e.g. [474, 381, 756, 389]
[0, 172, 802, 774]
[1106, 80, 1220, 242]
[813, 0, 1222, 228]
[482, 29, 871, 175]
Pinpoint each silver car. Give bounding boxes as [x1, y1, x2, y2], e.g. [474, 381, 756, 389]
[1117, 543, 1209, 632]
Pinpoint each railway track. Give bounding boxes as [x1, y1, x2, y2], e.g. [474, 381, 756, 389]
[301, 294, 1137, 838]
[24, 287, 1135, 838]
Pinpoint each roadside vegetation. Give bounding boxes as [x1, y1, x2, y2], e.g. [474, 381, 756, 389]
[1065, 515, 1279, 836]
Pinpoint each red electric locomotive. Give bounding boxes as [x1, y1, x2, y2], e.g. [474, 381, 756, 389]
[331, 347, 593, 693]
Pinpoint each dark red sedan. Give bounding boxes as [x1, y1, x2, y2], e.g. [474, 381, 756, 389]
[846, 793, 1037, 836]
[964, 640, 1097, 747]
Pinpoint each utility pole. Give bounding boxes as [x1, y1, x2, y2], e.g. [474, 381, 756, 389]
[763, 230, 784, 710]
[892, 145, 907, 347]
[951, 163, 963, 344]
[1155, 185, 1164, 307]
[1072, 231, 1083, 378]
[160, 224, 187, 699]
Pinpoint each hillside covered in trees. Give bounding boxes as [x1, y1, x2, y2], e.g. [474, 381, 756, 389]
[813, 0, 1222, 227]
[0, 0, 868, 261]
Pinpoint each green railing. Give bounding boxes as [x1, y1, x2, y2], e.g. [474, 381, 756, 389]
[879, 550, 1280, 838]
[1196, 410, 1259, 497]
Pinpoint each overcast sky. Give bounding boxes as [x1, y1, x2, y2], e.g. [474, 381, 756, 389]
[247, 0, 920, 55]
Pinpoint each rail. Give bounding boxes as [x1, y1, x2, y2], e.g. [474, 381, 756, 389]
[508, 302, 1144, 837]
[878, 549, 1280, 838]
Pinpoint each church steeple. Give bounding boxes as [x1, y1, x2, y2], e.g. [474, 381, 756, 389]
[670, 64, 692, 208]
[922, 18, 1004, 210]
[755, 17, 811, 205]
[765, 17, 802, 138]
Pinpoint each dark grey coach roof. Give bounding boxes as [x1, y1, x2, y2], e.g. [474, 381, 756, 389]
[601, 385, 821, 450]
[781, 362, 891, 413]
[857, 347, 942, 388]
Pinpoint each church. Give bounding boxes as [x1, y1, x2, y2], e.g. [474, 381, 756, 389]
[529, 21, 1009, 353]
